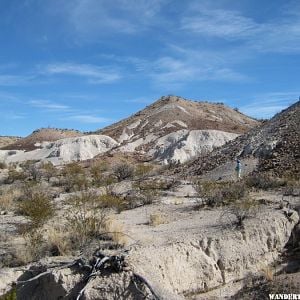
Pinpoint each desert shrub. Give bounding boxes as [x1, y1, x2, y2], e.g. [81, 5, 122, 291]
[134, 164, 154, 178]
[66, 191, 109, 247]
[61, 162, 89, 191]
[99, 193, 127, 213]
[245, 174, 286, 190]
[0, 162, 7, 169]
[17, 189, 54, 228]
[5, 167, 27, 184]
[136, 178, 176, 191]
[20, 160, 41, 181]
[41, 161, 57, 182]
[195, 181, 248, 208]
[221, 198, 258, 228]
[113, 163, 134, 181]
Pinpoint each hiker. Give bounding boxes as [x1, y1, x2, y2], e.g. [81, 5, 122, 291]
[235, 159, 242, 180]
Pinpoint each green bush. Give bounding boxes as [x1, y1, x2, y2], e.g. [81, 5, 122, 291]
[61, 162, 89, 191]
[17, 189, 54, 228]
[195, 181, 248, 208]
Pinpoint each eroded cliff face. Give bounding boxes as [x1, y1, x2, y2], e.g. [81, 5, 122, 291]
[2, 204, 297, 300]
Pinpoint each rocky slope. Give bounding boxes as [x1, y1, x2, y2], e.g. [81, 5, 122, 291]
[0, 135, 118, 165]
[97, 95, 259, 163]
[180, 100, 300, 177]
[1, 128, 82, 151]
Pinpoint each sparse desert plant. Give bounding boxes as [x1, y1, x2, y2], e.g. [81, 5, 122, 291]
[17, 189, 54, 228]
[195, 181, 248, 208]
[61, 162, 89, 191]
[21, 160, 41, 181]
[16, 229, 45, 264]
[149, 212, 167, 226]
[66, 191, 109, 247]
[0, 188, 21, 211]
[104, 217, 128, 246]
[134, 164, 154, 178]
[245, 174, 285, 190]
[99, 192, 127, 213]
[221, 198, 258, 228]
[5, 167, 27, 184]
[46, 226, 72, 256]
[113, 163, 134, 181]
[41, 161, 57, 182]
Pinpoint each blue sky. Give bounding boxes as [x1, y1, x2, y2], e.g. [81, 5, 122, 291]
[0, 0, 299, 136]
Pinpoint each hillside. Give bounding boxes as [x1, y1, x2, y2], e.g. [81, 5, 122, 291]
[0, 136, 21, 149]
[1, 128, 82, 151]
[180, 100, 300, 177]
[97, 95, 259, 163]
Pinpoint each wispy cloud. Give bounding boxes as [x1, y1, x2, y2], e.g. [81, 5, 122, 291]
[181, 3, 300, 54]
[43, 62, 121, 83]
[181, 7, 260, 39]
[0, 74, 35, 86]
[62, 0, 167, 39]
[240, 92, 299, 118]
[63, 115, 112, 124]
[29, 100, 71, 111]
[133, 46, 248, 88]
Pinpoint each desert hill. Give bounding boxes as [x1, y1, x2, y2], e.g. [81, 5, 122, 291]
[0, 96, 259, 165]
[0, 136, 21, 149]
[1, 128, 82, 151]
[97, 95, 259, 163]
[180, 100, 300, 178]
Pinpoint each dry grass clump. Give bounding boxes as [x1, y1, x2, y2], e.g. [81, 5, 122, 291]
[104, 217, 129, 246]
[45, 226, 72, 256]
[0, 188, 21, 211]
[261, 265, 274, 281]
[149, 212, 168, 226]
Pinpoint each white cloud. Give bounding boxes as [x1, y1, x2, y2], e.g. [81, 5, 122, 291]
[43, 63, 121, 83]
